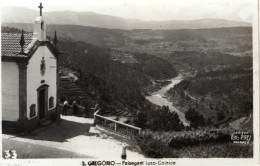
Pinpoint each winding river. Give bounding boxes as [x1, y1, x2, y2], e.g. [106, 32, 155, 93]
[146, 74, 189, 126]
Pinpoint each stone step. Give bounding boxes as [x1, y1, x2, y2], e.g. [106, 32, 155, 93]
[60, 89, 81, 92]
[59, 78, 71, 80]
[124, 112, 133, 117]
[116, 110, 125, 116]
[59, 80, 77, 83]
[59, 85, 79, 88]
[105, 113, 116, 116]
[59, 83, 78, 86]
[59, 80, 76, 82]
[59, 87, 79, 90]
[59, 90, 84, 94]
[59, 88, 82, 91]
[59, 81, 75, 84]
[59, 79, 73, 82]
[59, 81, 76, 83]
[121, 111, 132, 116]
[59, 91, 84, 94]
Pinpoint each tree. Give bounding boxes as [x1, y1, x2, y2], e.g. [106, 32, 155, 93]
[167, 111, 185, 131]
[150, 106, 184, 131]
[240, 101, 253, 115]
[206, 117, 213, 125]
[217, 111, 225, 121]
[134, 111, 148, 128]
[185, 106, 205, 129]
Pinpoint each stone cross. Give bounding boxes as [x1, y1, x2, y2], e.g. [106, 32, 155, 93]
[38, 3, 43, 16]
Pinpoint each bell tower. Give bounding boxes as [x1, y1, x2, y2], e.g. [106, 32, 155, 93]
[33, 3, 46, 41]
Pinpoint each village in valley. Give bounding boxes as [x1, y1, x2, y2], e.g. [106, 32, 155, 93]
[1, 1, 254, 159]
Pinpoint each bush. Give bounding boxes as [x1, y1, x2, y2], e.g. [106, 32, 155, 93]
[134, 111, 147, 128]
[136, 129, 253, 158]
[217, 111, 225, 121]
[149, 106, 184, 131]
[168, 129, 232, 149]
[136, 133, 178, 158]
[185, 107, 205, 129]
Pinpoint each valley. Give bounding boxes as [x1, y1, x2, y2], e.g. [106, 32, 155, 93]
[146, 74, 189, 126]
[1, 23, 253, 158]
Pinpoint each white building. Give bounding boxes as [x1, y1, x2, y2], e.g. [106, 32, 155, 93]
[1, 3, 59, 133]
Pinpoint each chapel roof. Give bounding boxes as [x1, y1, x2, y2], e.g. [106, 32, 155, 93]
[1, 33, 57, 62]
[1, 33, 33, 58]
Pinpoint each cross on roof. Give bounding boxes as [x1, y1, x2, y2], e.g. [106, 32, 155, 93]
[38, 3, 43, 16]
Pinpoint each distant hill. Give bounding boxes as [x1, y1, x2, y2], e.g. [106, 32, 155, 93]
[2, 6, 251, 30]
[166, 67, 253, 129]
[2, 23, 252, 50]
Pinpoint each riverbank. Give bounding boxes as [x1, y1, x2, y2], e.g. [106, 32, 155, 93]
[145, 74, 189, 126]
[145, 80, 172, 95]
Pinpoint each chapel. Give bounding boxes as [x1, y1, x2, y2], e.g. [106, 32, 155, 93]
[2, 3, 60, 133]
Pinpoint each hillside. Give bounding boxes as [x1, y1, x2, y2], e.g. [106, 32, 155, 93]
[2, 23, 253, 158]
[56, 38, 177, 120]
[2, 26, 252, 125]
[2, 26, 178, 124]
[2, 6, 251, 30]
[166, 67, 253, 129]
[2, 23, 252, 59]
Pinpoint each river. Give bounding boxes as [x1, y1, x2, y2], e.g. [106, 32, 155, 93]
[146, 74, 189, 126]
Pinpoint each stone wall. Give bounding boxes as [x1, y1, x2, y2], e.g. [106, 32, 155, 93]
[2, 106, 60, 134]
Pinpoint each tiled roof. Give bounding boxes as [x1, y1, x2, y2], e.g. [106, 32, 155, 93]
[1, 33, 33, 58]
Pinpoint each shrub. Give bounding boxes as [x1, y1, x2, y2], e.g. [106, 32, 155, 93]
[185, 107, 205, 129]
[136, 134, 178, 158]
[168, 129, 232, 149]
[149, 106, 184, 131]
[136, 129, 253, 158]
[217, 111, 225, 121]
[134, 111, 147, 128]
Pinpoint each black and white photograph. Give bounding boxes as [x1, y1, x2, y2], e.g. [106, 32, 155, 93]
[0, 0, 259, 165]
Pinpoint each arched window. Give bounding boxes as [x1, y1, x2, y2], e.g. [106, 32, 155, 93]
[41, 21, 44, 29]
[49, 96, 54, 109]
[30, 104, 36, 118]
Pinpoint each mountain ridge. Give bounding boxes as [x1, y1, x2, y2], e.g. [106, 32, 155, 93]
[2, 6, 251, 30]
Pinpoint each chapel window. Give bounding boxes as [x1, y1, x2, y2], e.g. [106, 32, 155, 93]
[30, 104, 36, 118]
[41, 21, 44, 29]
[49, 97, 54, 109]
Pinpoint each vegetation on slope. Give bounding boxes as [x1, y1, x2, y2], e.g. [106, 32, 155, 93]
[136, 129, 253, 158]
[3, 23, 251, 52]
[166, 66, 253, 129]
[2, 26, 254, 158]
[134, 106, 184, 131]
[55, 37, 177, 122]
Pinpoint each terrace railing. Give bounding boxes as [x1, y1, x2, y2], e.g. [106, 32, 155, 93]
[94, 110, 141, 136]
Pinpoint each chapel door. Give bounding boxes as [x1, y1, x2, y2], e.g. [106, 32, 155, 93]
[38, 89, 46, 120]
[37, 85, 49, 121]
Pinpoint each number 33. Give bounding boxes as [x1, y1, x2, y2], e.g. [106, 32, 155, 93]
[4, 150, 17, 159]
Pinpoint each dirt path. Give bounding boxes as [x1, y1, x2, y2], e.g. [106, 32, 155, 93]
[3, 116, 144, 159]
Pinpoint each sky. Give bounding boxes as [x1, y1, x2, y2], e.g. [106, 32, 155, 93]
[0, 0, 256, 23]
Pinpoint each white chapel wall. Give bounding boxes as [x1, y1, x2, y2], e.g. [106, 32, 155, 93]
[2, 62, 19, 121]
[27, 46, 57, 119]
